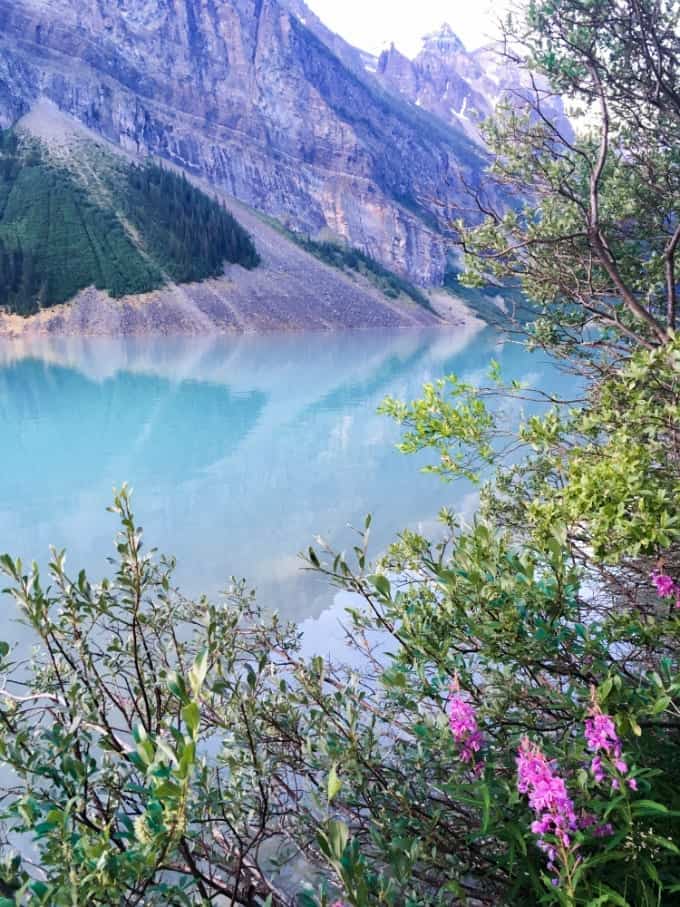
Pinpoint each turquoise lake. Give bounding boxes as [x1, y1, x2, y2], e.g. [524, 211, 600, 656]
[0, 327, 574, 642]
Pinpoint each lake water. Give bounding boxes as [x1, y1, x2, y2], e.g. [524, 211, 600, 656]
[0, 327, 574, 644]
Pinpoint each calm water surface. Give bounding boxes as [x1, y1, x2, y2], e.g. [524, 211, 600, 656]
[0, 327, 574, 641]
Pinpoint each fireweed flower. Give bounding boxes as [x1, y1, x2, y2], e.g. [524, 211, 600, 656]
[590, 755, 606, 784]
[585, 698, 637, 791]
[651, 570, 678, 603]
[448, 686, 483, 767]
[585, 709, 621, 757]
[516, 738, 578, 878]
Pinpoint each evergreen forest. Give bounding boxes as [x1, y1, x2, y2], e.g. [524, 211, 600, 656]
[0, 132, 259, 316]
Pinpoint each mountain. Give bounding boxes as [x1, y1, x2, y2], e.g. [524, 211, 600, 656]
[0, 1, 564, 332]
[371, 24, 571, 147]
[0, 102, 453, 336]
[0, 0, 491, 289]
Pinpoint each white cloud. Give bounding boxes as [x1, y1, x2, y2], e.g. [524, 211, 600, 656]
[305, 0, 510, 57]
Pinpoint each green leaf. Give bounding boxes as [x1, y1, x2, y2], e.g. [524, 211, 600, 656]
[646, 834, 680, 855]
[178, 740, 196, 780]
[598, 676, 613, 702]
[153, 781, 182, 799]
[188, 649, 209, 696]
[327, 764, 342, 803]
[167, 670, 189, 704]
[155, 738, 179, 768]
[134, 726, 155, 766]
[632, 799, 669, 816]
[182, 702, 200, 737]
[381, 667, 406, 689]
[628, 715, 642, 736]
[650, 695, 672, 715]
[480, 783, 491, 834]
[369, 574, 391, 599]
[132, 723, 149, 745]
[641, 857, 660, 884]
[587, 888, 631, 907]
[327, 819, 349, 861]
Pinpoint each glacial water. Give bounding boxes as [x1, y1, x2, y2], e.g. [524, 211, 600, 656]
[0, 327, 575, 647]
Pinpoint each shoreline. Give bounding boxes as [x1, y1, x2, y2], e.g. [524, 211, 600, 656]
[0, 283, 484, 340]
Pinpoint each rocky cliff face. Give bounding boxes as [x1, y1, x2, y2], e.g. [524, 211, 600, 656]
[0, 0, 495, 285]
[373, 24, 570, 147]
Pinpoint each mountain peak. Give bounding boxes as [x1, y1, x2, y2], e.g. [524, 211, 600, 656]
[421, 23, 466, 55]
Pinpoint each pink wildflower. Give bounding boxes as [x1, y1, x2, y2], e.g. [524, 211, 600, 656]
[590, 755, 606, 783]
[585, 697, 637, 793]
[585, 710, 621, 759]
[517, 738, 578, 874]
[448, 687, 484, 767]
[651, 571, 677, 599]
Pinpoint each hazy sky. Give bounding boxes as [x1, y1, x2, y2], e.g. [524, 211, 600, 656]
[305, 0, 509, 57]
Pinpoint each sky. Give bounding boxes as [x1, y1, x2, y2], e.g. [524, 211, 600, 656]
[305, 0, 510, 57]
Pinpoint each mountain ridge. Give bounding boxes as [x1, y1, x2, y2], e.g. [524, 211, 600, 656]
[0, 102, 464, 336]
[370, 23, 570, 147]
[0, 0, 494, 285]
[0, 0, 563, 333]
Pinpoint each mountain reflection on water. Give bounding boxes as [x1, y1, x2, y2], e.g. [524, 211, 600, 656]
[0, 327, 573, 631]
